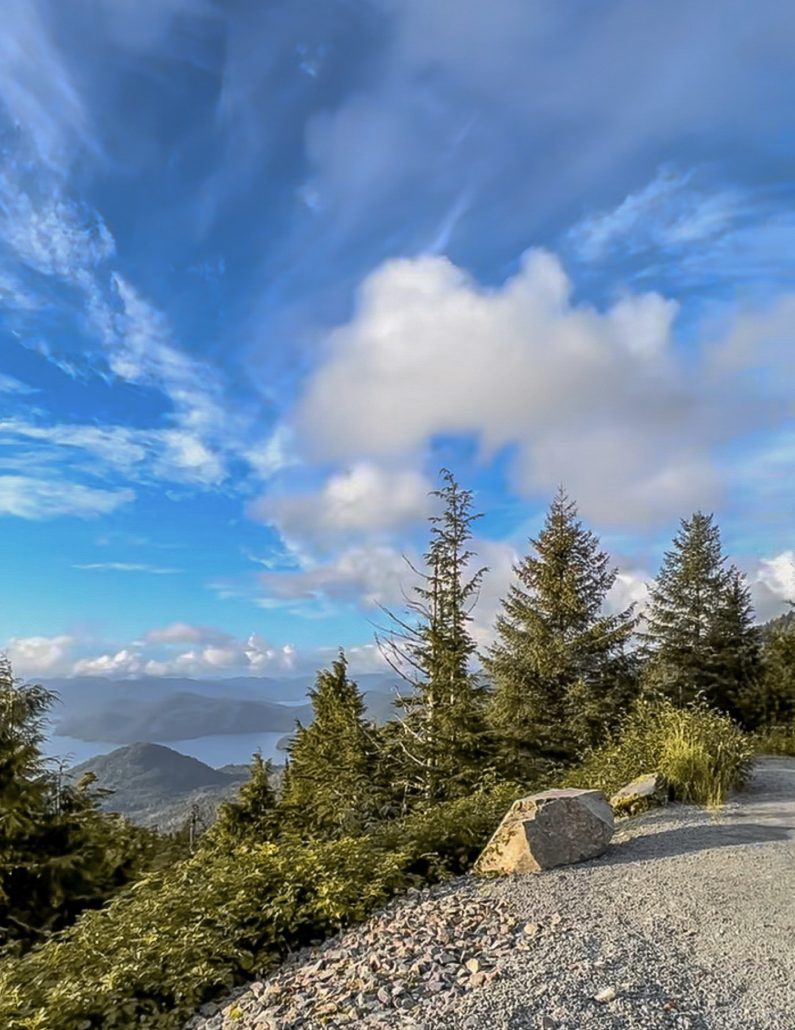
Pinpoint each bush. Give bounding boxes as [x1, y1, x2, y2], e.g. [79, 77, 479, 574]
[0, 836, 417, 1030]
[369, 769, 533, 882]
[550, 692, 757, 810]
[748, 719, 795, 758]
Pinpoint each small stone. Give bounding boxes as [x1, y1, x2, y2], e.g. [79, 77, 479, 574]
[465, 958, 480, 974]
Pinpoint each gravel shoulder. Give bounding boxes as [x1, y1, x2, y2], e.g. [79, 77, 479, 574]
[432, 754, 795, 1030]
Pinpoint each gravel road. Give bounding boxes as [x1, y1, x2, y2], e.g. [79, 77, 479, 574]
[418, 754, 795, 1030]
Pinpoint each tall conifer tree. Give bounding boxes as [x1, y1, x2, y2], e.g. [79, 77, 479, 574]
[278, 650, 377, 837]
[0, 655, 159, 957]
[636, 511, 734, 708]
[701, 566, 766, 727]
[480, 485, 640, 777]
[201, 751, 281, 851]
[745, 604, 795, 730]
[372, 468, 491, 806]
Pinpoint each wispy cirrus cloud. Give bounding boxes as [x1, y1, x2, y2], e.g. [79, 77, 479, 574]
[0, 373, 38, 394]
[0, 476, 134, 520]
[0, 0, 93, 170]
[72, 562, 183, 575]
[566, 165, 744, 261]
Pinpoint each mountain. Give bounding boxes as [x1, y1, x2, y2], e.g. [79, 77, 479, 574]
[758, 608, 795, 645]
[274, 685, 407, 753]
[55, 693, 316, 743]
[64, 742, 270, 835]
[39, 672, 409, 745]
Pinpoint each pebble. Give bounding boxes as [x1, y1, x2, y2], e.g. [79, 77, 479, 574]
[181, 876, 538, 1030]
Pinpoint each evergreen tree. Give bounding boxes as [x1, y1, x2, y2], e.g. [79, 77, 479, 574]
[278, 650, 378, 837]
[636, 511, 735, 709]
[372, 468, 492, 807]
[480, 485, 641, 778]
[745, 604, 795, 730]
[0, 654, 160, 957]
[700, 566, 766, 728]
[200, 750, 280, 851]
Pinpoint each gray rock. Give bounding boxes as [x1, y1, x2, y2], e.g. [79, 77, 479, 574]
[474, 787, 614, 875]
[610, 772, 671, 815]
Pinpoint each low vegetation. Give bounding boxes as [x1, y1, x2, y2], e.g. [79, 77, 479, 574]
[2, 469, 794, 1029]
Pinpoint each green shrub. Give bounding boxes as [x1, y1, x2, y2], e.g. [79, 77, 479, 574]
[370, 769, 533, 882]
[0, 836, 417, 1030]
[551, 693, 757, 810]
[749, 719, 795, 757]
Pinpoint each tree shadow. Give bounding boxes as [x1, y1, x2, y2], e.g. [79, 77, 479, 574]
[591, 818, 792, 867]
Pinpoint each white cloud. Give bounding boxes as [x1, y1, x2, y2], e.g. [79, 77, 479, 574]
[0, 373, 38, 394]
[237, 425, 301, 480]
[0, 476, 135, 519]
[0, 172, 114, 278]
[3, 634, 75, 675]
[567, 165, 742, 261]
[72, 562, 182, 574]
[293, 248, 756, 531]
[0, 418, 149, 471]
[247, 463, 435, 544]
[0, 271, 42, 311]
[755, 552, 795, 605]
[152, 428, 227, 485]
[141, 632, 298, 678]
[0, 0, 93, 170]
[256, 541, 424, 611]
[145, 622, 234, 645]
[72, 648, 144, 678]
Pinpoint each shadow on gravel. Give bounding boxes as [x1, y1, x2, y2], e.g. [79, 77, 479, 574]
[593, 820, 792, 867]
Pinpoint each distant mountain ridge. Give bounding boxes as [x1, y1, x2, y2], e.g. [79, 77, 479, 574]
[40, 672, 408, 746]
[64, 742, 260, 835]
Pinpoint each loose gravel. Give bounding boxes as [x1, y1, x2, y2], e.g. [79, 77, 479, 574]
[181, 756, 795, 1030]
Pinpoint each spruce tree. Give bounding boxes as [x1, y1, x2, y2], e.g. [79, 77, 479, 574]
[700, 566, 766, 728]
[200, 750, 280, 852]
[746, 605, 795, 730]
[0, 654, 159, 957]
[480, 485, 641, 778]
[372, 468, 491, 807]
[636, 511, 735, 709]
[278, 650, 377, 837]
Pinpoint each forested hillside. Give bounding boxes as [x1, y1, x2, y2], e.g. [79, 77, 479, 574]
[2, 470, 794, 1030]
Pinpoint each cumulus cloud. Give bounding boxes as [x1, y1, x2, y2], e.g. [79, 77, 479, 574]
[256, 541, 424, 611]
[68, 629, 301, 680]
[247, 463, 436, 545]
[3, 634, 75, 675]
[755, 552, 795, 606]
[72, 648, 144, 678]
[293, 248, 775, 530]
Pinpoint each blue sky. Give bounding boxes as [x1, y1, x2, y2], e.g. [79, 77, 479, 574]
[3, 0, 795, 684]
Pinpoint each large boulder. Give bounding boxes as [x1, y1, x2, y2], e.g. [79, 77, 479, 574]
[610, 772, 671, 818]
[474, 787, 614, 875]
